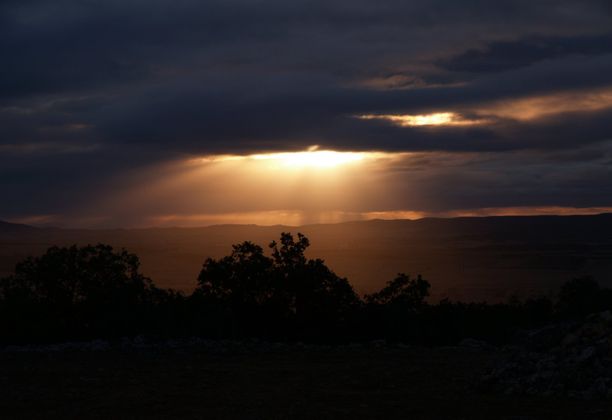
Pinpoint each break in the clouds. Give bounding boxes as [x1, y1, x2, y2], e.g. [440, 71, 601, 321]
[2, 0, 612, 227]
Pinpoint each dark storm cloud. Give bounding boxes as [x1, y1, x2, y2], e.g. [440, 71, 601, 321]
[2, 0, 612, 221]
[91, 52, 612, 154]
[2, 0, 610, 101]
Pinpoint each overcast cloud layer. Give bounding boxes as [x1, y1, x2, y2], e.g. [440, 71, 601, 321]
[2, 0, 612, 226]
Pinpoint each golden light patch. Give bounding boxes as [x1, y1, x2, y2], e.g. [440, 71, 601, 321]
[195, 148, 390, 169]
[480, 86, 612, 121]
[356, 86, 612, 128]
[251, 150, 366, 168]
[357, 112, 483, 127]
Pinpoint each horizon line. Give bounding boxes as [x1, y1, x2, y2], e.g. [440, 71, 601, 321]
[4, 209, 612, 231]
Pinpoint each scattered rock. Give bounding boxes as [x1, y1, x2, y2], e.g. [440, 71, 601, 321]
[483, 311, 612, 399]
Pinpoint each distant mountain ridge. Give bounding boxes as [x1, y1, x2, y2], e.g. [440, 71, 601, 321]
[0, 220, 36, 233]
[3, 213, 611, 232]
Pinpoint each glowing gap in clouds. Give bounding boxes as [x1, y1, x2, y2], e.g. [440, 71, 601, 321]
[251, 150, 366, 168]
[357, 112, 485, 127]
[198, 147, 387, 168]
[358, 87, 612, 126]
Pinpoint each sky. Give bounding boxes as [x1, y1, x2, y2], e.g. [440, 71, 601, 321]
[2, 0, 612, 227]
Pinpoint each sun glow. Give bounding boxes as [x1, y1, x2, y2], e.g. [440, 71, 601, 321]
[251, 150, 367, 168]
[197, 148, 387, 169]
[392, 112, 455, 126]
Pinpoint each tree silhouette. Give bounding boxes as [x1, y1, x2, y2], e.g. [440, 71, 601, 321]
[195, 232, 360, 339]
[269, 233, 359, 317]
[197, 241, 274, 307]
[0, 244, 157, 340]
[270, 232, 310, 269]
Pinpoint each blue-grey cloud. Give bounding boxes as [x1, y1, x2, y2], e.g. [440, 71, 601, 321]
[438, 33, 612, 73]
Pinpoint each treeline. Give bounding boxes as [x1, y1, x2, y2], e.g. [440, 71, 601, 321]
[0, 233, 610, 344]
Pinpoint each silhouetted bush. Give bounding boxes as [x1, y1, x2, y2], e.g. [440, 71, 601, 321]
[555, 276, 612, 319]
[365, 273, 430, 308]
[362, 274, 430, 342]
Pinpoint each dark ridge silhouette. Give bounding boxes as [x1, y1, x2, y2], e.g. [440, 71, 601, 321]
[0, 220, 36, 233]
[1, 233, 611, 345]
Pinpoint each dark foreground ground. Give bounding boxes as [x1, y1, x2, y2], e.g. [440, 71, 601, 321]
[2, 343, 612, 419]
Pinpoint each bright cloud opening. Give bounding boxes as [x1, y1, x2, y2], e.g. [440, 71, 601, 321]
[197, 148, 389, 169]
[251, 150, 365, 168]
[356, 112, 484, 127]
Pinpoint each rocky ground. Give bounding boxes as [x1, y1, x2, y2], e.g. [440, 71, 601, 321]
[484, 311, 612, 400]
[2, 338, 612, 419]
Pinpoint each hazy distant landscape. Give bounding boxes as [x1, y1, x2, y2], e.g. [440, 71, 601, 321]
[3, 214, 612, 302]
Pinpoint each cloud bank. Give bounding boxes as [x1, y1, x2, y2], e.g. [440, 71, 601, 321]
[2, 0, 612, 226]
